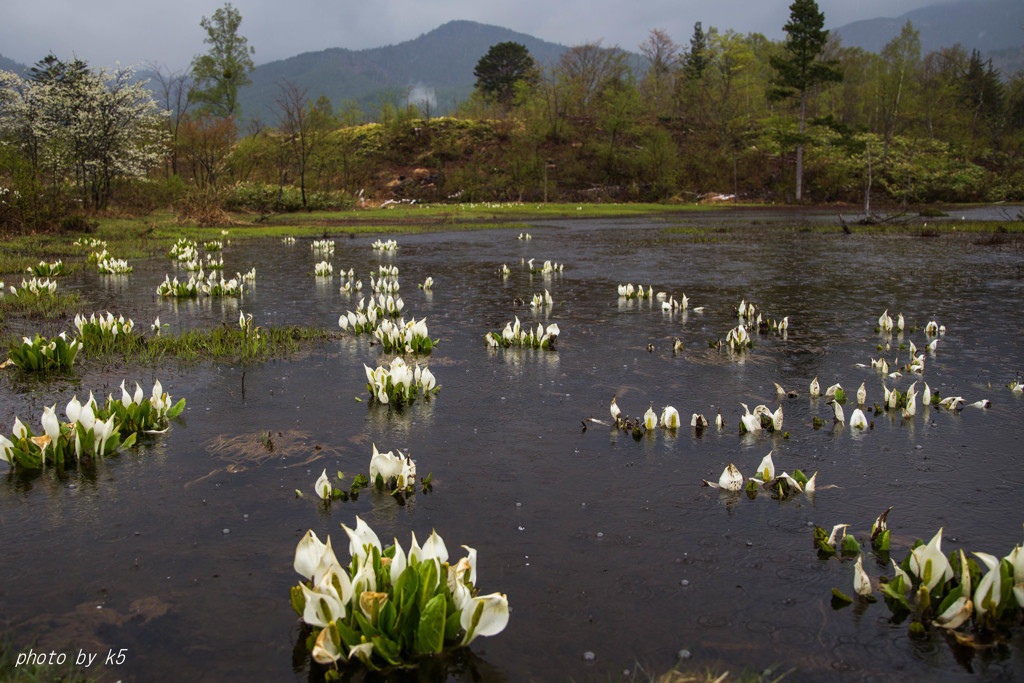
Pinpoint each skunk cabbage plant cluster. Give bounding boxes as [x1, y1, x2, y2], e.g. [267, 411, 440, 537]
[371, 239, 398, 251]
[7, 333, 81, 371]
[74, 237, 106, 249]
[204, 240, 224, 251]
[834, 525, 1024, 637]
[74, 311, 134, 346]
[724, 324, 753, 352]
[157, 269, 243, 298]
[338, 296, 407, 335]
[290, 518, 509, 673]
[96, 257, 133, 274]
[369, 274, 400, 294]
[105, 379, 186, 434]
[704, 454, 826, 501]
[373, 318, 436, 354]
[26, 260, 66, 277]
[364, 357, 438, 406]
[312, 239, 335, 254]
[315, 261, 334, 277]
[87, 249, 111, 265]
[9, 277, 57, 297]
[528, 258, 563, 274]
[0, 381, 184, 470]
[484, 317, 559, 349]
[617, 283, 651, 300]
[168, 238, 198, 261]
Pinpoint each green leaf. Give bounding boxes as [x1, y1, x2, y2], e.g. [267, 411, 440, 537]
[417, 559, 439, 609]
[414, 593, 446, 654]
[168, 398, 186, 419]
[444, 607, 463, 642]
[841, 534, 860, 556]
[831, 588, 853, 608]
[372, 634, 402, 666]
[119, 432, 137, 450]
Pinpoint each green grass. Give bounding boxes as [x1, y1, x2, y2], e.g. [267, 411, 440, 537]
[0, 291, 81, 322]
[87, 324, 336, 365]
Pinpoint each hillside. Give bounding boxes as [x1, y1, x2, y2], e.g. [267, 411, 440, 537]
[833, 0, 1024, 55]
[237, 20, 568, 122]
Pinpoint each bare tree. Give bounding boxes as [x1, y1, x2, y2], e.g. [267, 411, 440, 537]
[556, 41, 631, 119]
[148, 63, 194, 177]
[639, 29, 680, 116]
[275, 79, 328, 208]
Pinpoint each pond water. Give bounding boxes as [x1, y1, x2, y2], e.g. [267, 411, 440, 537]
[2, 216, 1024, 681]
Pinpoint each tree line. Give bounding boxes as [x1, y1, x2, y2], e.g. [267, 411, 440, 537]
[1, 0, 1022, 232]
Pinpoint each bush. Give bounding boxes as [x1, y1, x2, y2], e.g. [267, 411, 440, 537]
[60, 214, 98, 233]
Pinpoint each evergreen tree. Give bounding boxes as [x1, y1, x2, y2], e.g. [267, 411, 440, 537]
[189, 3, 255, 118]
[473, 42, 538, 105]
[769, 0, 842, 200]
[682, 22, 709, 80]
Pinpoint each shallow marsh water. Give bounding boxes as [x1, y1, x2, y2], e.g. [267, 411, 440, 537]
[2, 216, 1024, 681]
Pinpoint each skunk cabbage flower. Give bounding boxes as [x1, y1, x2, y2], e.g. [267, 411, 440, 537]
[643, 406, 657, 430]
[739, 403, 761, 434]
[342, 516, 383, 564]
[315, 469, 331, 499]
[973, 551, 1004, 618]
[755, 451, 775, 482]
[41, 405, 60, 443]
[857, 382, 866, 406]
[610, 396, 621, 424]
[301, 582, 345, 629]
[909, 528, 953, 592]
[294, 529, 327, 580]
[854, 554, 872, 596]
[828, 400, 845, 424]
[718, 463, 744, 491]
[659, 406, 680, 429]
[311, 625, 343, 664]
[809, 377, 820, 397]
[849, 408, 868, 429]
[0, 434, 13, 464]
[460, 593, 510, 645]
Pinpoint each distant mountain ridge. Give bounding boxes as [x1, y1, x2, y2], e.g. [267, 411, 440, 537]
[237, 20, 569, 120]
[2, 1, 1021, 122]
[833, 0, 1024, 55]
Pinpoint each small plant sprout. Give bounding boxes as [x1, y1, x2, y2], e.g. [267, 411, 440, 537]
[419, 276, 433, 290]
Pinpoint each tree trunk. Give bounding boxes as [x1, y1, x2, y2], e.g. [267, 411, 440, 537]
[796, 92, 805, 201]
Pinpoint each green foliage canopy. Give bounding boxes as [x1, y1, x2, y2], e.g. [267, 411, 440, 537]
[189, 2, 255, 117]
[473, 42, 538, 104]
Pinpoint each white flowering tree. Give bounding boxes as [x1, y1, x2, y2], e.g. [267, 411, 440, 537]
[0, 55, 169, 222]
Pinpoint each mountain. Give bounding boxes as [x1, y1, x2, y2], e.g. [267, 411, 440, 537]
[0, 54, 29, 75]
[833, 0, 1024, 56]
[237, 20, 569, 122]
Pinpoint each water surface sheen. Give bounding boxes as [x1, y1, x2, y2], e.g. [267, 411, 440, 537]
[2, 219, 1023, 681]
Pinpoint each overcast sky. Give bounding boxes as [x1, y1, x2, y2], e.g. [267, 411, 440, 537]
[3, 0, 944, 71]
